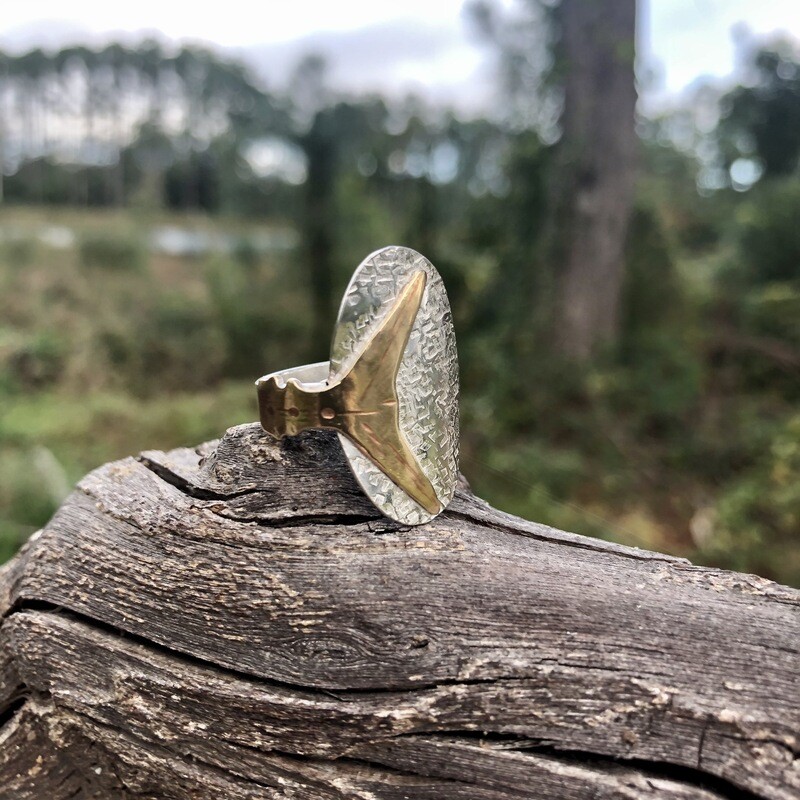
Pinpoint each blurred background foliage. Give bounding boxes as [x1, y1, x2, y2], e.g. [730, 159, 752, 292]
[1, 1, 799, 586]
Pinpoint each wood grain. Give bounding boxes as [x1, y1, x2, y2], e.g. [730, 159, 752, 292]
[1, 424, 798, 799]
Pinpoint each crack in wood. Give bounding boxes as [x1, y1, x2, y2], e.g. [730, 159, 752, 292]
[383, 734, 766, 800]
[447, 508, 693, 565]
[0, 693, 28, 732]
[137, 455, 269, 502]
[3, 602, 640, 700]
[138, 453, 388, 530]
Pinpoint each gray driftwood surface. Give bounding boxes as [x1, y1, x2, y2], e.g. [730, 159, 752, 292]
[1, 423, 798, 800]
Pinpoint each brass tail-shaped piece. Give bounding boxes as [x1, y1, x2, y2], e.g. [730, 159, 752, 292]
[257, 271, 441, 515]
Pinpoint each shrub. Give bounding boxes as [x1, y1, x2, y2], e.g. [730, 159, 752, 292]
[0, 447, 66, 563]
[232, 237, 261, 271]
[79, 235, 145, 271]
[737, 179, 800, 284]
[204, 256, 310, 379]
[1, 237, 37, 268]
[620, 203, 685, 358]
[0, 329, 65, 392]
[703, 413, 800, 585]
[100, 293, 227, 395]
[743, 283, 800, 346]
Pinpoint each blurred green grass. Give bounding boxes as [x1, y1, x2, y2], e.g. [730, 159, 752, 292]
[0, 205, 308, 561]
[1, 201, 799, 587]
[0, 382, 255, 562]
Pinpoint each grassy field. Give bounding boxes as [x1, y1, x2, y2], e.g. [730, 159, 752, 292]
[1, 204, 798, 587]
[0, 205, 308, 561]
[0, 382, 256, 562]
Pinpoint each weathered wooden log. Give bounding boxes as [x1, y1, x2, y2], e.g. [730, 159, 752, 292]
[1, 423, 797, 800]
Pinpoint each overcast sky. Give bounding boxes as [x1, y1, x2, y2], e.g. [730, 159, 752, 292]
[1, 0, 798, 114]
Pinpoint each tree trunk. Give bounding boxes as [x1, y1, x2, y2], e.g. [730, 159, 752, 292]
[301, 112, 338, 362]
[550, 0, 639, 360]
[1, 423, 797, 799]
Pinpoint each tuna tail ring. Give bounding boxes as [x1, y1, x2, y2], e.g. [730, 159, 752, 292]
[255, 246, 459, 526]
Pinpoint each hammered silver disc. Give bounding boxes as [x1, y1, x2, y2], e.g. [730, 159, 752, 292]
[328, 246, 459, 525]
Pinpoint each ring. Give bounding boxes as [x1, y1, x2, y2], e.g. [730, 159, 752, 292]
[256, 246, 459, 525]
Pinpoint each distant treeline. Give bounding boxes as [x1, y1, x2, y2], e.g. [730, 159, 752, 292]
[0, 42, 287, 211]
[0, 42, 508, 217]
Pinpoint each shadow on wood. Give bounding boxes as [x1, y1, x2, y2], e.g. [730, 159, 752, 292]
[1, 423, 798, 799]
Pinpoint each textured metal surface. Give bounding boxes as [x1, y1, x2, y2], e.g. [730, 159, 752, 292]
[329, 246, 459, 524]
[256, 272, 442, 515]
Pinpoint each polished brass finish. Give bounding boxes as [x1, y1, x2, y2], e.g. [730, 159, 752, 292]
[257, 271, 441, 516]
